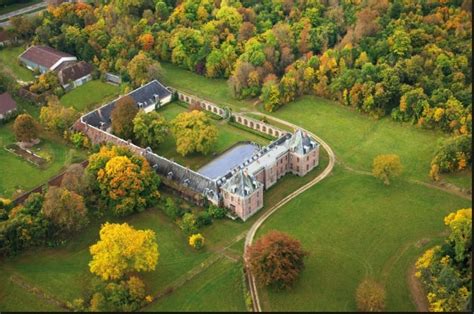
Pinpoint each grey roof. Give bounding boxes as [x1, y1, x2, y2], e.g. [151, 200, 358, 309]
[145, 151, 219, 201]
[221, 169, 261, 197]
[288, 129, 318, 155]
[81, 80, 172, 129]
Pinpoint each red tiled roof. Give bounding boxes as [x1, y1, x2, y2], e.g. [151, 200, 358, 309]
[19, 46, 76, 69]
[0, 92, 17, 115]
[58, 61, 93, 85]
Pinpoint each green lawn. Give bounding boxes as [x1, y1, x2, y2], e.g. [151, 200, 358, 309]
[0, 0, 41, 16]
[160, 63, 255, 112]
[256, 166, 470, 311]
[0, 122, 86, 198]
[0, 46, 35, 82]
[159, 64, 472, 311]
[143, 258, 247, 312]
[60, 80, 120, 113]
[155, 102, 269, 170]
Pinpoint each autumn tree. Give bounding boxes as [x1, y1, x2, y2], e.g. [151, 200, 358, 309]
[87, 145, 160, 216]
[40, 96, 79, 134]
[188, 233, 205, 250]
[127, 51, 161, 87]
[41, 186, 89, 236]
[171, 110, 218, 156]
[13, 114, 40, 143]
[415, 208, 472, 312]
[111, 96, 138, 139]
[61, 163, 90, 195]
[260, 75, 281, 112]
[245, 231, 308, 289]
[132, 111, 168, 149]
[372, 154, 403, 185]
[355, 279, 386, 312]
[89, 222, 159, 281]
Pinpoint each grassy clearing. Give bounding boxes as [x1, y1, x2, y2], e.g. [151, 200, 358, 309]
[143, 258, 247, 312]
[257, 166, 470, 311]
[160, 63, 255, 112]
[264, 95, 471, 189]
[60, 80, 120, 113]
[156, 102, 269, 170]
[0, 122, 86, 198]
[0, 46, 35, 81]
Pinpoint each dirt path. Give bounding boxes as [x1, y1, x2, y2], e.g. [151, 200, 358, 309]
[243, 112, 336, 312]
[407, 264, 429, 312]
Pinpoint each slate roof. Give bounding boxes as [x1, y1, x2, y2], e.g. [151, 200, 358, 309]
[146, 151, 220, 202]
[0, 92, 17, 115]
[58, 61, 93, 85]
[81, 80, 172, 129]
[288, 129, 318, 155]
[19, 46, 76, 69]
[221, 169, 261, 197]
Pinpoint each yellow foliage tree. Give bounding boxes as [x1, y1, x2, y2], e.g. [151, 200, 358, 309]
[188, 233, 205, 250]
[89, 223, 159, 281]
[372, 154, 403, 185]
[171, 110, 218, 156]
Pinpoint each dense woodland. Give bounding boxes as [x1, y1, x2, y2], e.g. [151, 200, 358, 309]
[4, 0, 472, 175]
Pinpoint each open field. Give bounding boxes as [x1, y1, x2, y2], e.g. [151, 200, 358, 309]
[60, 80, 120, 112]
[159, 63, 255, 112]
[0, 46, 35, 82]
[156, 102, 269, 170]
[143, 258, 247, 312]
[0, 122, 86, 198]
[256, 166, 470, 311]
[159, 64, 472, 311]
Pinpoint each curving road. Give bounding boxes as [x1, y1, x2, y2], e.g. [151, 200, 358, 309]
[243, 112, 336, 312]
[0, 1, 47, 27]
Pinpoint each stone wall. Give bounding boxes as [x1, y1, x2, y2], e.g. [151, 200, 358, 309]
[170, 88, 288, 139]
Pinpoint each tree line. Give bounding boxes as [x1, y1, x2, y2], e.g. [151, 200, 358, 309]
[4, 0, 471, 178]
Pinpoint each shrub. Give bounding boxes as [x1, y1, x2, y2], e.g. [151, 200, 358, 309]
[179, 212, 197, 235]
[163, 197, 180, 219]
[195, 211, 212, 227]
[245, 230, 308, 289]
[355, 279, 386, 312]
[188, 233, 205, 250]
[207, 204, 227, 219]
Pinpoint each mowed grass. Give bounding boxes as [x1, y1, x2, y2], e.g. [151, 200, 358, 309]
[60, 80, 120, 112]
[160, 63, 255, 111]
[0, 123, 86, 198]
[143, 258, 247, 312]
[155, 102, 269, 170]
[0, 208, 211, 309]
[256, 166, 471, 311]
[0, 46, 35, 81]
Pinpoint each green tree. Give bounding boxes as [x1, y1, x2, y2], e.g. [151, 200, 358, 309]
[132, 111, 168, 149]
[127, 51, 161, 87]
